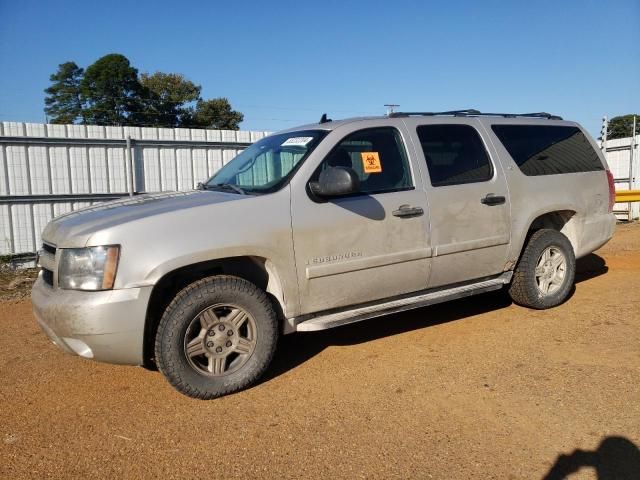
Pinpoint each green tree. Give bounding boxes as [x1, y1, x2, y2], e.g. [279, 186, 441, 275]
[607, 114, 640, 140]
[190, 98, 244, 130]
[80, 54, 144, 125]
[140, 72, 201, 127]
[43, 54, 244, 129]
[44, 62, 84, 124]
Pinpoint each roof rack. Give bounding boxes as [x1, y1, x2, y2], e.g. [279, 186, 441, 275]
[389, 110, 563, 120]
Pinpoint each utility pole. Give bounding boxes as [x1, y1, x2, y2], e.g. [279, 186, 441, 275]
[600, 116, 608, 151]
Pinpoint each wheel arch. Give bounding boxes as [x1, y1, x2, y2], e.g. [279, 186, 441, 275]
[513, 210, 579, 264]
[142, 255, 286, 368]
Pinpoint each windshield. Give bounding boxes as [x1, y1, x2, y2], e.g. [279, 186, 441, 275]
[205, 129, 327, 194]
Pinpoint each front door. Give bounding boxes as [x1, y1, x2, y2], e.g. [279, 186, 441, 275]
[290, 125, 431, 315]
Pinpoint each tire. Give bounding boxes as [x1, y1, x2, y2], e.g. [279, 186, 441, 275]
[508, 229, 575, 309]
[155, 275, 278, 399]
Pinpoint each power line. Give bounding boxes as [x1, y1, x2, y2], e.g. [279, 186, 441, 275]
[38, 86, 379, 116]
[0, 108, 311, 128]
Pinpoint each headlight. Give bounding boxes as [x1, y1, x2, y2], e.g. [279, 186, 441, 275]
[58, 246, 120, 290]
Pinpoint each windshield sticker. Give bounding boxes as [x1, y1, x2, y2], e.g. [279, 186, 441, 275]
[361, 152, 382, 173]
[281, 137, 314, 147]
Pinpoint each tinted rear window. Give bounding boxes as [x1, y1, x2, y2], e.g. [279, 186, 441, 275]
[491, 125, 603, 176]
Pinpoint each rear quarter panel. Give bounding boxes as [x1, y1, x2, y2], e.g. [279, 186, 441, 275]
[477, 119, 614, 263]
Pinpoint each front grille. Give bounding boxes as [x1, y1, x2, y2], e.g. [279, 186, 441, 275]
[39, 243, 57, 287]
[42, 269, 54, 286]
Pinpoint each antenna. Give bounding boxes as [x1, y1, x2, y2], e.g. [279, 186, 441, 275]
[384, 104, 400, 116]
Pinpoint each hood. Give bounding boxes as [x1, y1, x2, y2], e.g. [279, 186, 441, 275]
[42, 190, 246, 247]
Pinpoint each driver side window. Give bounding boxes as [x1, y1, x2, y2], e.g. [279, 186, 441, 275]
[314, 127, 413, 194]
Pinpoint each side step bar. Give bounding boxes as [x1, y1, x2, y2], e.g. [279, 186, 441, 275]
[295, 272, 512, 332]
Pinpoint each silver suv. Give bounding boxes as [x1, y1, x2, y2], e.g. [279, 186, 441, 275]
[32, 110, 616, 399]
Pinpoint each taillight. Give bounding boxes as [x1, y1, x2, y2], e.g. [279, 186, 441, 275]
[606, 170, 615, 212]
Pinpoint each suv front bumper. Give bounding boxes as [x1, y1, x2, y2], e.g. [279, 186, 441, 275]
[31, 274, 152, 365]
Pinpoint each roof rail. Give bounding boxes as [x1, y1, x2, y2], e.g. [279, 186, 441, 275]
[389, 110, 563, 120]
[389, 109, 479, 117]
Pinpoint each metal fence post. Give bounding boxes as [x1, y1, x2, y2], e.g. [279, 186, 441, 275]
[630, 116, 638, 220]
[125, 136, 134, 196]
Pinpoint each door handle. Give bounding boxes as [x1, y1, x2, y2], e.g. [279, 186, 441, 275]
[392, 204, 424, 218]
[481, 193, 506, 206]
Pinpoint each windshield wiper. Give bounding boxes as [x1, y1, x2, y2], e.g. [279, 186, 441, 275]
[200, 183, 247, 195]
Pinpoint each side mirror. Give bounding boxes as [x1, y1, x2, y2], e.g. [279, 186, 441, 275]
[309, 166, 360, 198]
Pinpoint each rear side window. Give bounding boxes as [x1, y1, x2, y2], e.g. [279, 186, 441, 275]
[491, 125, 604, 176]
[416, 124, 493, 187]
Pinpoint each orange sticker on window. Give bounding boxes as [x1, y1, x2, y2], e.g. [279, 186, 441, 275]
[361, 152, 382, 173]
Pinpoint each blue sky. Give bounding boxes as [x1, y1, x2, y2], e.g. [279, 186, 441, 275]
[0, 0, 638, 136]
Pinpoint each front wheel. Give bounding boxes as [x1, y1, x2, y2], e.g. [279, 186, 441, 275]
[508, 229, 576, 309]
[155, 276, 278, 399]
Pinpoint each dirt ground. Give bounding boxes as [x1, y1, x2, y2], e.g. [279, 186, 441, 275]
[1, 224, 639, 479]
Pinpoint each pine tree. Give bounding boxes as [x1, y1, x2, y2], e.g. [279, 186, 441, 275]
[44, 62, 84, 124]
[80, 54, 144, 126]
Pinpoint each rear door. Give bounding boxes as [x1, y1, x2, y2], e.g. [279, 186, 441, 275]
[289, 121, 432, 315]
[407, 118, 512, 287]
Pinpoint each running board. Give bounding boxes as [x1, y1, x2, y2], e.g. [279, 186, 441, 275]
[295, 272, 512, 332]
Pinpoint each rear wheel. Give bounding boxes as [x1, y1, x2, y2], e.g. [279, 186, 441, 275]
[509, 229, 575, 309]
[155, 276, 278, 399]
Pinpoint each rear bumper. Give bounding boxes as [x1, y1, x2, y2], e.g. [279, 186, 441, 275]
[31, 274, 152, 365]
[576, 213, 617, 258]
